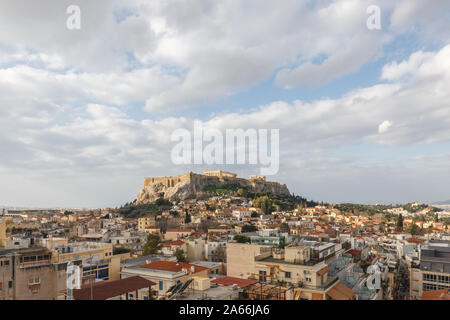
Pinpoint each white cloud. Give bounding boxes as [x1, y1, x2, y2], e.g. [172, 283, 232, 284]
[378, 120, 393, 134]
[0, 0, 431, 112]
[381, 51, 435, 81]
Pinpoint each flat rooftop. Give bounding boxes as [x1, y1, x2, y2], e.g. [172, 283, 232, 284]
[256, 255, 320, 267]
[175, 285, 238, 300]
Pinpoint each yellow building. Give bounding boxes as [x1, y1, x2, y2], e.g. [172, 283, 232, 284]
[138, 216, 156, 232]
[50, 242, 121, 289]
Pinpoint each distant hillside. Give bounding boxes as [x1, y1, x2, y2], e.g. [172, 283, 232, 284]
[118, 199, 172, 218]
[432, 200, 450, 205]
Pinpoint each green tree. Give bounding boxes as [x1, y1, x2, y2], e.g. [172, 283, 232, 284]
[155, 197, 166, 206]
[237, 188, 247, 197]
[174, 248, 187, 262]
[113, 246, 131, 255]
[185, 211, 192, 224]
[242, 224, 258, 233]
[396, 214, 404, 231]
[280, 222, 289, 233]
[143, 233, 162, 255]
[407, 223, 422, 236]
[253, 196, 274, 215]
[434, 213, 439, 223]
[234, 235, 251, 243]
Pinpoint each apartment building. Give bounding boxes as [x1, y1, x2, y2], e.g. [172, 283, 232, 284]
[410, 240, 450, 299]
[50, 241, 121, 289]
[226, 241, 351, 300]
[185, 238, 206, 262]
[253, 245, 353, 300]
[205, 240, 227, 262]
[165, 229, 194, 241]
[0, 247, 64, 300]
[161, 240, 187, 256]
[138, 216, 156, 232]
[226, 243, 273, 279]
[121, 260, 209, 295]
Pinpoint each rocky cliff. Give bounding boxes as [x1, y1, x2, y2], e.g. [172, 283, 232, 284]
[136, 172, 290, 203]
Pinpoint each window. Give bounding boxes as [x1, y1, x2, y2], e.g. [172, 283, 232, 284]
[285, 272, 291, 279]
[423, 274, 437, 282]
[304, 271, 312, 282]
[159, 281, 164, 290]
[259, 270, 267, 282]
[98, 269, 109, 279]
[8, 281, 12, 289]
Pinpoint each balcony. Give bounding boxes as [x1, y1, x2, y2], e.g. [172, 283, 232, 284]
[298, 276, 339, 290]
[255, 276, 339, 292]
[19, 259, 51, 269]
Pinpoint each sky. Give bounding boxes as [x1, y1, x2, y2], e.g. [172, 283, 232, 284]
[0, 0, 450, 208]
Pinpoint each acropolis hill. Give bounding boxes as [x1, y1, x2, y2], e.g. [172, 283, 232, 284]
[136, 170, 290, 203]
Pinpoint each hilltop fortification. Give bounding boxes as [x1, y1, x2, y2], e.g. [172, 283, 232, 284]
[136, 170, 290, 203]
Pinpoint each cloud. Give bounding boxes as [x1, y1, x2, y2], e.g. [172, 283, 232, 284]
[0, 0, 448, 114]
[390, 0, 450, 42]
[381, 51, 436, 81]
[1, 1, 450, 206]
[3, 45, 449, 172]
[378, 120, 393, 134]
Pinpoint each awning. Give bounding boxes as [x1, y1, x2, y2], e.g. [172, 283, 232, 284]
[317, 266, 331, 276]
[73, 276, 155, 300]
[326, 282, 355, 300]
[311, 292, 323, 300]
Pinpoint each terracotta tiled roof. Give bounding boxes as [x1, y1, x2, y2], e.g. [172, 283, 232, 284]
[141, 260, 208, 273]
[405, 237, 425, 243]
[166, 229, 193, 233]
[211, 277, 258, 288]
[73, 276, 155, 300]
[162, 240, 185, 247]
[346, 249, 362, 256]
